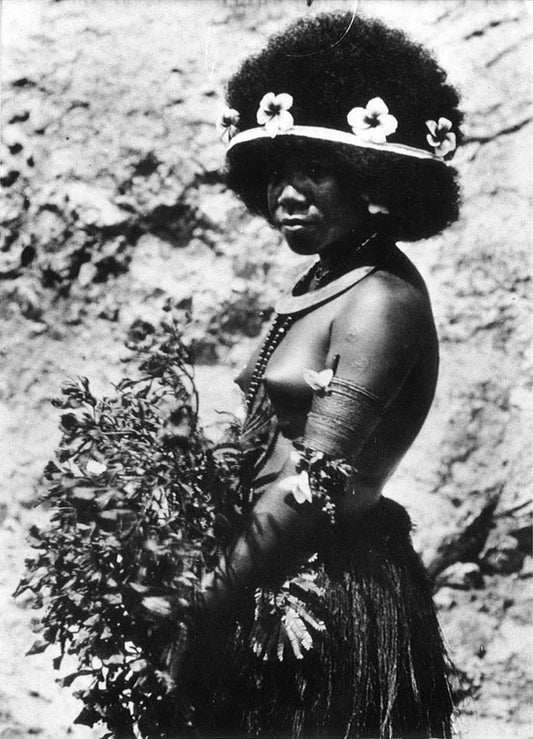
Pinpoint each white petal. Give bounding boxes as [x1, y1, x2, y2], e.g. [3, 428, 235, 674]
[278, 475, 300, 493]
[366, 97, 389, 116]
[367, 202, 390, 215]
[86, 459, 107, 475]
[426, 132, 438, 148]
[290, 450, 301, 466]
[66, 459, 82, 476]
[275, 93, 293, 111]
[368, 126, 387, 144]
[303, 368, 334, 390]
[438, 117, 452, 132]
[256, 108, 271, 125]
[294, 472, 312, 504]
[352, 126, 375, 142]
[446, 131, 457, 152]
[347, 107, 370, 130]
[264, 116, 279, 138]
[303, 369, 321, 390]
[425, 119, 438, 137]
[435, 136, 455, 158]
[318, 368, 334, 386]
[277, 110, 294, 132]
[258, 92, 275, 110]
[378, 113, 398, 136]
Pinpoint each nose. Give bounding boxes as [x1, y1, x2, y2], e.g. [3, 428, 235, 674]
[277, 183, 308, 212]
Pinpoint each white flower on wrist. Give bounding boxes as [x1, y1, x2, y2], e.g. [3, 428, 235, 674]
[347, 97, 398, 144]
[278, 470, 312, 504]
[425, 117, 456, 158]
[256, 92, 294, 138]
[303, 368, 334, 393]
[216, 107, 240, 142]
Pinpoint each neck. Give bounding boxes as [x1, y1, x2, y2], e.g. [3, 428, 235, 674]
[318, 228, 380, 273]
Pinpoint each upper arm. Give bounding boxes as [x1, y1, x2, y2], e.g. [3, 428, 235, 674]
[328, 274, 428, 406]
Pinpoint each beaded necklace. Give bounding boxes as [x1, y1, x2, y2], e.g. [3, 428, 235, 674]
[245, 232, 378, 410]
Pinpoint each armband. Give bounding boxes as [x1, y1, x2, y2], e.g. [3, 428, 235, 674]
[303, 377, 385, 465]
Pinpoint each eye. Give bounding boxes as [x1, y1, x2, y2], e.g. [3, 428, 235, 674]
[268, 165, 283, 187]
[307, 162, 329, 179]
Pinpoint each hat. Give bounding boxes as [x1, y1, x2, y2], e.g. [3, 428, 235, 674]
[220, 12, 463, 241]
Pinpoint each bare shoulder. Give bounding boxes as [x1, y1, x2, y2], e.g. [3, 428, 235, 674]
[344, 264, 431, 322]
[332, 250, 436, 347]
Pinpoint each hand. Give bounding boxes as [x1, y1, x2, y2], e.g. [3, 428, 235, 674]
[125, 582, 191, 624]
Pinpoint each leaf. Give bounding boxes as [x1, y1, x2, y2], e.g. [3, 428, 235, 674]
[83, 614, 100, 627]
[128, 582, 150, 594]
[105, 654, 124, 666]
[102, 593, 122, 605]
[57, 670, 93, 688]
[74, 706, 100, 727]
[71, 486, 98, 502]
[130, 658, 148, 673]
[26, 638, 50, 656]
[60, 412, 79, 430]
[141, 596, 173, 618]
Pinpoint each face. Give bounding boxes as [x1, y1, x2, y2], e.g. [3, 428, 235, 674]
[267, 157, 368, 255]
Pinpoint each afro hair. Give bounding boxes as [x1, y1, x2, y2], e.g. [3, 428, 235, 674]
[224, 12, 463, 241]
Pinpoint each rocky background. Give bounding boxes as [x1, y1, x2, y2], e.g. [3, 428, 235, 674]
[0, 0, 531, 737]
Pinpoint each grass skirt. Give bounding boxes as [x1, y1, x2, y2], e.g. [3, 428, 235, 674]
[189, 497, 454, 739]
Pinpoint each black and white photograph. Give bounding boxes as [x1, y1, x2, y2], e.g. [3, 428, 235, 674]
[1, 1, 531, 737]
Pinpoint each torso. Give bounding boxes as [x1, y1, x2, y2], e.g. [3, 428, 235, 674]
[236, 244, 439, 512]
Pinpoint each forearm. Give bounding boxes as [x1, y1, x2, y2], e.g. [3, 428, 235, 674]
[201, 474, 320, 619]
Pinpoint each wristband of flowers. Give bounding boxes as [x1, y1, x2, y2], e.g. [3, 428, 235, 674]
[279, 447, 354, 525]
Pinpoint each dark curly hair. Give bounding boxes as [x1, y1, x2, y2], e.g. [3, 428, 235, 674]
[224, 12, 463, 241]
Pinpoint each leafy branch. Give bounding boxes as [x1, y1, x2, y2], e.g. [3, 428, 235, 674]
[15, 302, 242, 738]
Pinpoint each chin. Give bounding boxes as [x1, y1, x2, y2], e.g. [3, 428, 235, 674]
[283, 231, 322, 256]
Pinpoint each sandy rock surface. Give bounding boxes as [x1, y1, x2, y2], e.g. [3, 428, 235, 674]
[1, 1, 531, 737]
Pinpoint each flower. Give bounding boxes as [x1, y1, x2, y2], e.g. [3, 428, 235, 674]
[368, 202, 390, 214]
[425, 117, 456, 158]
[86, 459, 107, 475]
[363, 197, 390, 215]
[278, 470, 313, 504]
[216, 107, 240, 142]
[256, 92, 294, 138]
[347, 97, 398, 144]
[303, 368, 334, 393]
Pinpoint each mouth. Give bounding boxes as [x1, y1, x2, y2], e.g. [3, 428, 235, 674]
[279, 217, 318, 232]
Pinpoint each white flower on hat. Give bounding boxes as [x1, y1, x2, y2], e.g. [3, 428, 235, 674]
[256, 92, 294, 138]
[347, 97, 398, 144]
[425, 117, 456, 158]
[217, 107, 240, 142]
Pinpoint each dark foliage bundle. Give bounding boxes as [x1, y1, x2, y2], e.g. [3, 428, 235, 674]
[15, 303, 243, 738]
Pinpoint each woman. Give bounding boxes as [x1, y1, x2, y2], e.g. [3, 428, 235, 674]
[189, 11, 463, 739]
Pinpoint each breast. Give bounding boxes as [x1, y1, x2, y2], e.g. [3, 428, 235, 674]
[262, 308, 333, 439]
